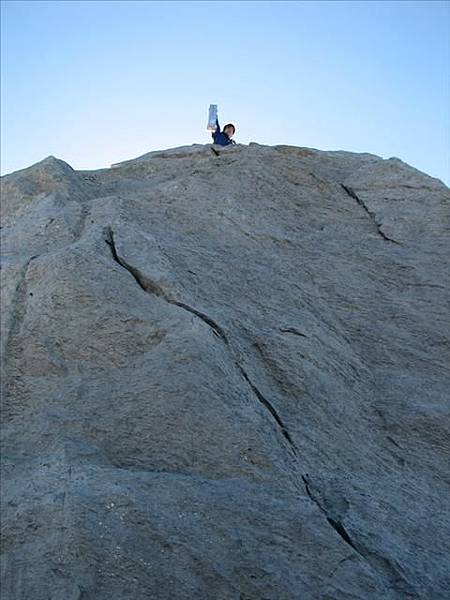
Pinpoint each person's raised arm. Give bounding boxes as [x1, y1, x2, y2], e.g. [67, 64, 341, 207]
[212, 117, 220, 140]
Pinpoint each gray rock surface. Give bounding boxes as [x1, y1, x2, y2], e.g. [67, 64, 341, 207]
[1, 143, 449, 599]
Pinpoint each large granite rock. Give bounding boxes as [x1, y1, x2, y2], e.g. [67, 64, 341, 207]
[1, 143, 449, 599]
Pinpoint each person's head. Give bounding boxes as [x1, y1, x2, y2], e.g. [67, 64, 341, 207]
[223, 123, 235, 138]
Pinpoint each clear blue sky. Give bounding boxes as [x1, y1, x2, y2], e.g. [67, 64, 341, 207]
[1, 0, 449, 183]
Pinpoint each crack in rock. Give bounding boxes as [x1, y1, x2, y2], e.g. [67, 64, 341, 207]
[387, 436, 403, 449]
[236, 364, 296, 448]
[104, 227, 297, 456]
[301, 475, 418, 597]
[279, 327, 308, 338]
[301, 475, 362, 556]
[341, 184, 401, 245]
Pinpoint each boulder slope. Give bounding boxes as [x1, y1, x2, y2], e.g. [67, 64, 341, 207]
[1, 143, 449, 599]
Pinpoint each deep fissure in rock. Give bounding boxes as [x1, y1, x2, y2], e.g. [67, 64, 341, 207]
[105, 229, 147, 292]
[326, 518, 360, 553]
[341, 184, 401, 245]
[302, 475, 326, 513]
[301, 475, 363, 557]
[172, 301, 228, 343]
[105, 227, 296, 456]
[237, 365, 296, 449]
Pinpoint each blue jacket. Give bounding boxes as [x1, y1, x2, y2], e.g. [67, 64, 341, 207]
[212, 118, 236, 146]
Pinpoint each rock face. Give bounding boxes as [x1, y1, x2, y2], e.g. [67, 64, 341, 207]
[1, 142, 449, 600]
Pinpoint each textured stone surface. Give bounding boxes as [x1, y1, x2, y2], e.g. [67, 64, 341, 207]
[1, 143, 449, 599]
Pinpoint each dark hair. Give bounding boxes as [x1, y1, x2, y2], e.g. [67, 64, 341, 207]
[223, 123, 235, 134]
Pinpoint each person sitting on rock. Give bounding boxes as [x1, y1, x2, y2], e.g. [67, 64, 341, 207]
[212, 118, 236, 146]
